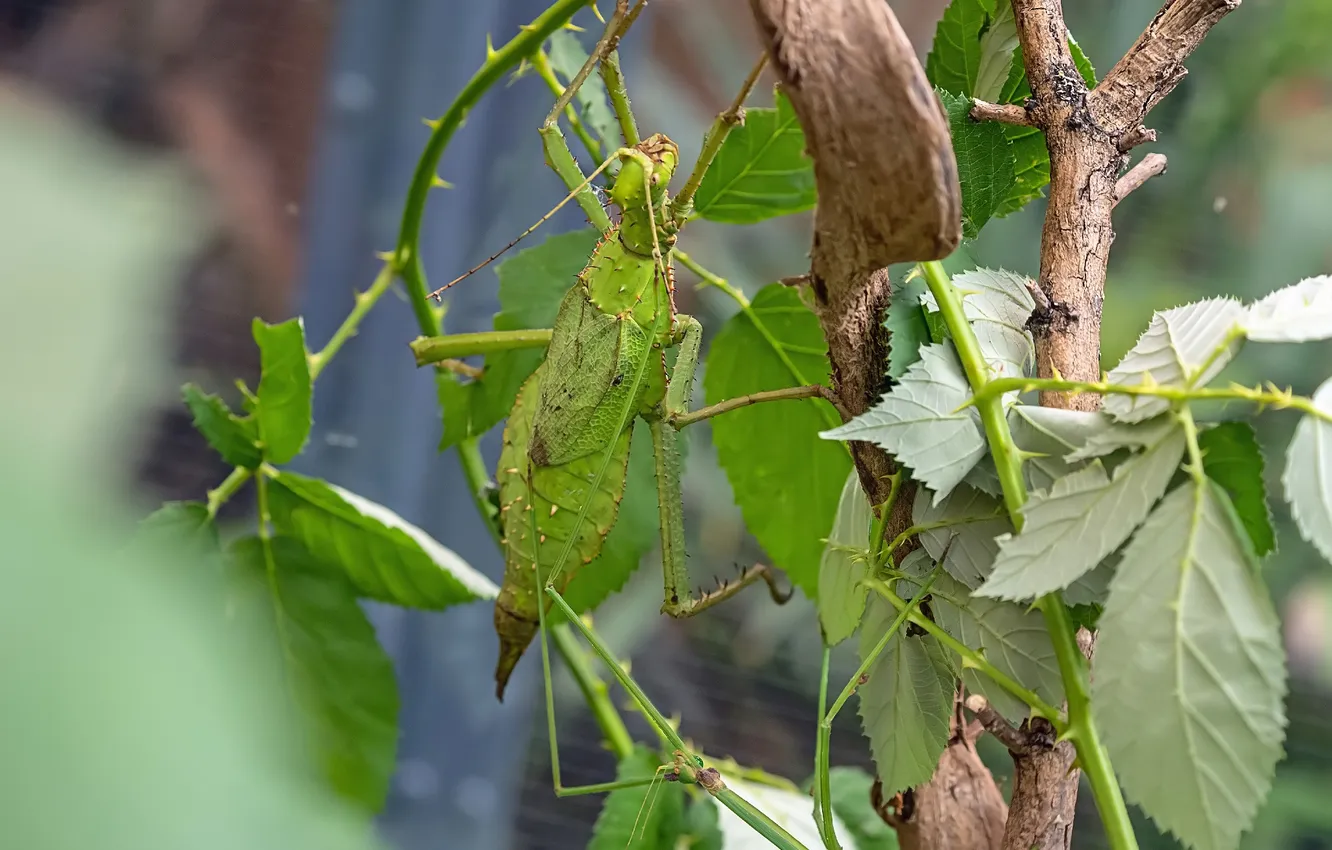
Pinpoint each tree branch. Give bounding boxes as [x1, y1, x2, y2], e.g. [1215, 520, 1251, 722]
[1114, 153, 1168, 205]
[970, 99, 1033, 126]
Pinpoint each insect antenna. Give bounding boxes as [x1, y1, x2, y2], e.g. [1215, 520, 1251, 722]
[429, 149, 624, 300]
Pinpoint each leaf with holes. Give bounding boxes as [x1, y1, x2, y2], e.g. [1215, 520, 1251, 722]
[1095, 481, 1286, 850]
[920, 268, 1035, 381]
[695, 90, 816, 224]
[1284, 377, 1332, 563]
[439, 229, 600, 450]
[940, 92, 1015, 239]
[913, 484, 1009, 587]
[931, 571, 1063, 722]
[252, 318, 312, 464]
[1243, 275, 1332, 342]
[857, 595, 954, 797]
[821, 343, 985, 504]
[707, 284, 850, 598]
[819, 470, 876, 646]
[268, 471, 497, 608]
[227, 536, 399, 810]
[885, 276, 931, 380]
[1200, 421, 1275, 557]
[1104, 299, 1247, 423]
[182, 384, 261, 469]
[978, 425, 1184, 601]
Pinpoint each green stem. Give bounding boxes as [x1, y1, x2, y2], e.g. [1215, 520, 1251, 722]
[814, 648, 834, 847]
[923, 261, 1137, 850]
[395, 0, 587, 337]
[868, 580, 1064, 728]
[921, 261, 1025, 521]
[309, 262, 396, 380]
[206, 466, 252, 519]
[712, 786, 811, 850]
[672, 54, 768, 223]
[549, 622, 635, 760]
[410, 329, 553, 365]
[977, 375, 1332, 425]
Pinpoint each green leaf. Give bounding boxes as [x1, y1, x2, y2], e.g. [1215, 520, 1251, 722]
[1284, 377, 1332, 564]
[1243, 275, 1332, 342]
[135, 501, 218, 557]
[1104, 298, 1246, 423]
[821, 343, 985, 503]
[973, 1, 1018, 102]
[1095, 481, 1287, 850]
[885, 276, 931, 380]
[930, 571, 1063, 722]
[438, 229, 599, 450]
[267, 471, 497, 608]
[939, 92, 1015, 239]
[1199, 421, 1276, 557]
[827, 767, 901, 850]
[695, 90, 816, 224]
[920, 268, 1034, 381]
[926, 0, 989, 95]
[546, 30, 619, 151]
[857, 594, 954, 796]
[819, 470, 875, 646]
[913, 484, 1009, 587]
[252, 318, 313, 464]
[227, 536, 399, 811]
[978, 425, 1185, 601]
[587, 746, 683, 850]
[181, 384, 262, 468]
[706, 284, 850, 598]
[684, 797, 724, 850]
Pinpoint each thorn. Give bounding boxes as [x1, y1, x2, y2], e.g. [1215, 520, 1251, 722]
[561, 20, 585, 31]
[422, 117, 441, 130]
[485, 34, 498, 60]
[539, 534, 547, 544]
[375, 250, 395, 263]
[432, 175, 454, 189]
[591, 2, 606, 24]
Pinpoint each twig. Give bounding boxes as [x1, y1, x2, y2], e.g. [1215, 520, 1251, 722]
[1113, 153, 1168, 205]
[970, 99, 1033, 126]
[670, 384, 848, 428]
[965, 694, 1035, 754]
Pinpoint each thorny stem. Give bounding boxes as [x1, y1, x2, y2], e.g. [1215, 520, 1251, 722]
[309, 262, 397, 380]
[868, 580, 1064, 728]
[397, 0, 588, 336]
[672, 53, 769, 223]
[923, 261, 1136, 850]
[206, 466, 252, 519]
[670, 384, 847, 428]
[531, 48, 604, 162]
[977, 375, 1332, 425]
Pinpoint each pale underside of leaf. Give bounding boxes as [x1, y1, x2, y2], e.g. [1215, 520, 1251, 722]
[973, 1, 1018, 102]
[857, 595, 954, 796]
[1094, 482, 1287, 850]
[1283, 377, 1332, 563]
[1104, 298, 1246, 423]
[1243, 275, 1332, 342]
[978, 426, 1185, 600]
[929, 571, 1063, 722]
[1006, 405, 1111, 490]
[821, 343, 986, 503]
[920, 268, 1035, 382]
[913, 484, 1010, 587]
[1064, 412, 1181, 463]
[819, 470, 876, 646]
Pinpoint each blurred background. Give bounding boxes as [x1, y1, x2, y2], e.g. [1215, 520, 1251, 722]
[2, 0, 1329, 848]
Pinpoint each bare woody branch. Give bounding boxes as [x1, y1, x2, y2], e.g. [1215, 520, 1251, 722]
[1114, 153, 1168, 205]
[970, 99, 1033, 126]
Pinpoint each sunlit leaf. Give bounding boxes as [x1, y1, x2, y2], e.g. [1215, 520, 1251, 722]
[1199, 421, 1275, 557]
[1095, 481, 1287, 850]
[181, 384, 262, 469]
[253, 318, 312, 464]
